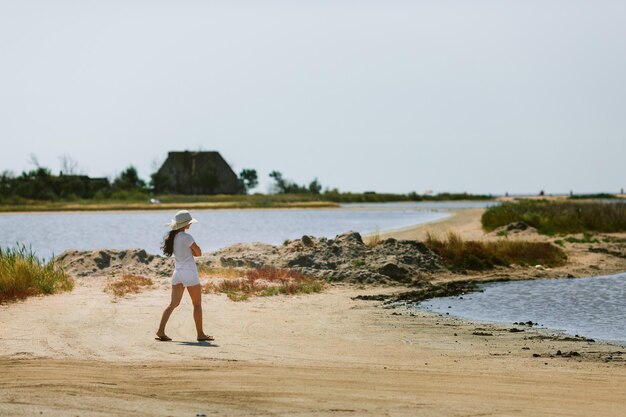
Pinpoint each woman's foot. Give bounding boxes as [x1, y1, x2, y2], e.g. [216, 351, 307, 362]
[155, 333, 172, 342]
[197, 334, 214, 342]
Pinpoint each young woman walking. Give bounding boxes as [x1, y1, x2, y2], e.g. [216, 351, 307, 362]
[156, 210, 214, 342]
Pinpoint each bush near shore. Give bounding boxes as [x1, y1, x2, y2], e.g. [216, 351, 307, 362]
[0, 245, 74, 303]
[425, 232, 567, 271]
[482, 200, 626, 235]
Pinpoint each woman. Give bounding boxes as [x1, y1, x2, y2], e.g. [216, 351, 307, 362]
[156, 210, 214, 342]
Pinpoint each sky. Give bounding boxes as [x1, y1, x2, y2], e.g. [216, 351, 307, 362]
[1, 0, 625, 195]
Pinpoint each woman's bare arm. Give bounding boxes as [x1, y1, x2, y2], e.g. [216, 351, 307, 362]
[191, 242, 202, 256]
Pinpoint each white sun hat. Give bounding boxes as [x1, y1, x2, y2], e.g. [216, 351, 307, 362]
[168, 210, 198, 230]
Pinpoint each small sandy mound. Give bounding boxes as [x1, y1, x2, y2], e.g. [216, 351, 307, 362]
[55, 249, 172, 277]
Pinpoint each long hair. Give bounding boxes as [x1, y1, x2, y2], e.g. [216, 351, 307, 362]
[162, 228, 184, 257]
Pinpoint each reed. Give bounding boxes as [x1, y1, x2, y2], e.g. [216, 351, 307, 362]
[0, 244, 74, 304]
[425, 232, 567, 271]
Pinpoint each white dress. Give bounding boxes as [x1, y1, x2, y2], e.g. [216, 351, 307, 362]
[170, 232, 200, 287]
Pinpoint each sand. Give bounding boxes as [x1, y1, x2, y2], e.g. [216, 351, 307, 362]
[1, 209, 626, 416]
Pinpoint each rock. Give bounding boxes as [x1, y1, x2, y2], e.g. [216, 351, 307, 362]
[301, 235, 314, 246]
[377, 262, 409, 279]
[55, 249, 172, 277]
[506, 221, 530, 231]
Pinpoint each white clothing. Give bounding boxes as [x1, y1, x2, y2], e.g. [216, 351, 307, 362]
[170, 232, 200, 287]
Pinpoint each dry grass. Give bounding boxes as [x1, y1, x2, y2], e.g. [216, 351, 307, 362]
[426, 232, 567, 272]
[104, 274, 154, 297]
[364, 230, 383, 247]
[0, 245, 74, 304]
[198, 265, 243, 279]
[202, 267, 324, 301]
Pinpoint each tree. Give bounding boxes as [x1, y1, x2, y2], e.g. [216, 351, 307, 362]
[308, 178, 322, 195]
[113, 166, 146, 191]
[239, 169, 258, 194]
[269, 170, 287, 193]
[59, 154, 82, 175]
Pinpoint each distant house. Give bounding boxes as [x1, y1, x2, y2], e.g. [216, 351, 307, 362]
[153, 151, 241, 195]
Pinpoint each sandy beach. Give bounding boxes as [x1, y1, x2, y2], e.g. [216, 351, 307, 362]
[1, 209, 625, 416]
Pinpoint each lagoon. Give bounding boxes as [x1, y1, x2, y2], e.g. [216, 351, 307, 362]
[0, 205, 464, 259]
[418, 272, 626, 345]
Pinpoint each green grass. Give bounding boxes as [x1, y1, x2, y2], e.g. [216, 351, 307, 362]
[482, 200, 626, 235]
[201, 267, 324, 301]
[425, 232, 567, 272]
[563, 233, 600, 244]
[569, 193, 617, 200]
[0, 245, 74, 304]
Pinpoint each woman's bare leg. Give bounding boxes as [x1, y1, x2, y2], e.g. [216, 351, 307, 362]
[187, 284, 213, 341]
[156, 284, 185, 339]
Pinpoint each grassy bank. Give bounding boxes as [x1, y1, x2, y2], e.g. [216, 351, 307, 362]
[425, 232, 567, 271]
[482, 200, 626, 235]
[0, 199, 339, 213]
[0, 192, 495, 212]
[200, 266, 324, 301]
[0, 245, 74, 303]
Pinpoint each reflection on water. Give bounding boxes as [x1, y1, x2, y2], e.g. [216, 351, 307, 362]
[418, 272, 626, 345]
[0, 208, 450, 259]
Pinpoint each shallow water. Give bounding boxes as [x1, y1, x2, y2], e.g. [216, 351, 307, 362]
[0, 207, 450, 259]
[418, 272, 626, 345]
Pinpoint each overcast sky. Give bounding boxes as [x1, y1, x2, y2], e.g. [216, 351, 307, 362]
[1, 0, 624, 195]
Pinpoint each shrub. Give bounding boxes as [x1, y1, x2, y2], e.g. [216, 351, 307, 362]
[104, 274, 153, 297]
[425, 232, 567, 272]
[482, 201, 626, 234]
[202, 267, 324, 301]
[0, 245, 74, 303]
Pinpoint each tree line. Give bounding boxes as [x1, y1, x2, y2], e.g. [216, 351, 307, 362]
[0, 158, 493, 202]
[0, 160, 324, 201]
